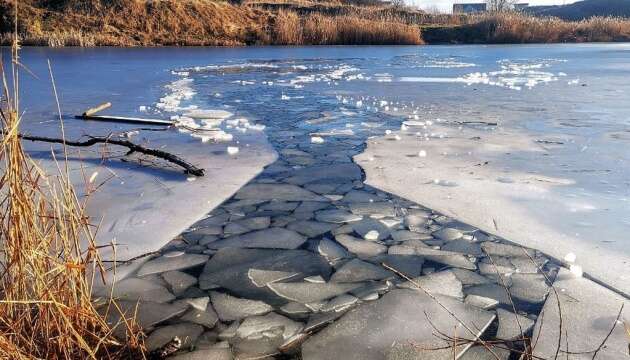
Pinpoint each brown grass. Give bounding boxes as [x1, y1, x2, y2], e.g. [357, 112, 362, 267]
[0, 8, 144, 358]
[272, 10, 423, 45]
[2, 1, 630, 46]
[423, 12, 630, 43]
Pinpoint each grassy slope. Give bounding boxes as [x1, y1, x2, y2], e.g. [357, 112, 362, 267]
[1, 0, 630, 46]
[1, 0, 271, 46]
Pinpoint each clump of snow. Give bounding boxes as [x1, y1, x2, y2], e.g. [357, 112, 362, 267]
[564, 252, 576, 263]
[364, 230, 379, 241]
[569, 264, 583, 278]
[247, 123, 266, 131]
[156, 77, 196, 112]
[418, 150, 427, 157]
[404, 120, 426, 127]
[227, 146, 239, 155]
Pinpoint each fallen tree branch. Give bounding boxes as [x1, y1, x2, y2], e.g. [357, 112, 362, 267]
[13, 132, 205, 176]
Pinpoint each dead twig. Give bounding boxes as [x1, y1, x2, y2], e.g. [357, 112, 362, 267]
[483, 250, 528, 354]
[12, 132, 205, 176]
[591, 304, 624, 360]
[382, 263, 503, 360]
[521, 248, 563, 360]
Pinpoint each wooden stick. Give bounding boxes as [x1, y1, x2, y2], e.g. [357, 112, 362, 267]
[15, 132, 204, 176]
[75, 114, 174, 126]
[82, 102, 112, 117]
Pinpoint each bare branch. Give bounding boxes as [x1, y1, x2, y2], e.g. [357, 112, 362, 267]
[11, 132, 205, 176]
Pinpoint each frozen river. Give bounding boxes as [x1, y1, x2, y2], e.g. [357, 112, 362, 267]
[10, 44, 630, 295]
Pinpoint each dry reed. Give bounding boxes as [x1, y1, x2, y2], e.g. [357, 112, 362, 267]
[423, 12, 630, 43]
[272, 10, 423, 45]
[0, 3, 144, 358]
[4, 0, 629, 46]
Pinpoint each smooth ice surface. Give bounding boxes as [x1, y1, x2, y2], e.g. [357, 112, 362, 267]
[532, 268, 629, 359]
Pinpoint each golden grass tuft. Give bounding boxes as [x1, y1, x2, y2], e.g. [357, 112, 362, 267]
[0, 10, 145, 359]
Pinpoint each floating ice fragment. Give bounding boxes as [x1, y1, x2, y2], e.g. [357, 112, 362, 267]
[564, 253, 576, 263]
[401, 124, 408, 131]
[247, 123, 266, 131]
[404, 120, 425, 127]
[139, 105, 147, 112]
[418, 150, 427, 157]
[311, 136, 325, 144]
[364, 230, 379, 241]
[394, 135, 401, 141]
[385, 130, 392, 135]
[569, 264, 583, 278]
[227, 146, 239, 155]
[123, 130, 140, 138]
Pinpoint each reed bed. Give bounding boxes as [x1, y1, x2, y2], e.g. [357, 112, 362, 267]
[0, 11, 144, 358]
[272, 11, 423, 45]
[423, 12, 630, 43]
[471, 12, 630, 43]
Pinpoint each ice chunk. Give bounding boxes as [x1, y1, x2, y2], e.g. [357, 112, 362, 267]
[227, 146, 240, 155]
[569, 264, 583, 278]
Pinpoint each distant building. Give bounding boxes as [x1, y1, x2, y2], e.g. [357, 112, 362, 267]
[453, 3, 487, 14]
[513, 3, 530, 11]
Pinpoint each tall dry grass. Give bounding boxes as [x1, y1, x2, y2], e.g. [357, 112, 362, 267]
[0, 6, 144, 359]
[475, 13, 630, 43]
[3, 1, 630, 46]
[272, 10, 423, 45]
[423, 12, 630, 43]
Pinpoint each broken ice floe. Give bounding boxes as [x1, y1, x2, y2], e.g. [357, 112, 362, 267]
[398, 58, 566, 91]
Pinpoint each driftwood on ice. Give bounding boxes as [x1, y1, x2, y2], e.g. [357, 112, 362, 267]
[16, 132, 205, 176]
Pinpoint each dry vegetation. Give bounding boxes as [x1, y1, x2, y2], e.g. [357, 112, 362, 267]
[1, 0, 630, 46]
[0, 14, 144, 358]
[272, 11, 422, 45]
[423, 12, 630, 43]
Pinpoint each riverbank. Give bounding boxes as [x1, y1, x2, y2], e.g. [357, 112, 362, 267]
[2, 0, 630, 46]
